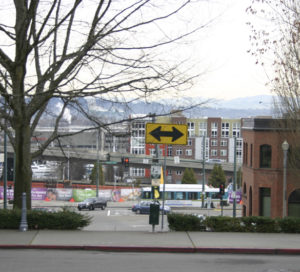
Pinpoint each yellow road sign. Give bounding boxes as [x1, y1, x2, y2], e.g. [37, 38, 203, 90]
[146, 123, 188, 145]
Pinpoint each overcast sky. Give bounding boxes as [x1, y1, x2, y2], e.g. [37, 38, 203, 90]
[185, 0, 272, 101]
[0, 0, 272, 102]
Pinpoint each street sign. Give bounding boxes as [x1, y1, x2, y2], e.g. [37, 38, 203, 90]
[146, 123, 188, 145]
[151, 165, 161, 186]
[104, 161, 117, 165]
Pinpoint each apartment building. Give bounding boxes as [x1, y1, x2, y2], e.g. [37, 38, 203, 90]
[156, 113, 243, 164]
[129, 112, 242, 183]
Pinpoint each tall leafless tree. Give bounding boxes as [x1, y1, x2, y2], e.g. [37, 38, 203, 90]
[247, 0, 300, 171]
[0, 0, 211, 209]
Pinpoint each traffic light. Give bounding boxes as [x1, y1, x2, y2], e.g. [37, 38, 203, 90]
[219, 183, 225, 195]
[124, 157, 129, 168]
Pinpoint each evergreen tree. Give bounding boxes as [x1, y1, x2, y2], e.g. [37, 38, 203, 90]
[182, 168, 197, 184]
[90, 163, 104, 186]
[208, 164, 226, 188]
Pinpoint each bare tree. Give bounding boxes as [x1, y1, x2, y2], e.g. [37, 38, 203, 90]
[247, 0, 300, 172]
[247, 0, 300, 115]
[0, 0, 211, 209]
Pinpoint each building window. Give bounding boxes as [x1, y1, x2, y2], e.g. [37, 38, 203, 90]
[167, 146, 172, 157]
[186, 149, 192, 156]
[250, 144, 253, 167]
[211, 140, 218, 146]
[176, 170, 182, 175]
[187, 138, 192, 146]
[199, 122, 207, 136]
[260, 144, 272, 168]
[233, 122, 240, 138]
[220, 140, 227, 146]
[188, 122, 195, 137]
[211, 149, 217, 157]
[176, 149, 183, 156]
[130, 168, 145, 177]
[149, 148, 155, 156]
[221, 122, 230, 138]
[131, 122, 145, 137]
[131, 148, 144, 155]
[211, 122, 218, 138]
[220, 149, 227, 156]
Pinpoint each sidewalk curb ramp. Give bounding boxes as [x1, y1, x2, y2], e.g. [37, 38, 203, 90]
[1, 245, 300, 255]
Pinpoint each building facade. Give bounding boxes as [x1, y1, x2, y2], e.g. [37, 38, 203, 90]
[129, 112, 242, 184]
[242, 118, 300, 218]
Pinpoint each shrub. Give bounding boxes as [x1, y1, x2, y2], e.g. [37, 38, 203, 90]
[277, 217, 300, 233]
[167, 213, 206, 231]
[240, 216, 280, 233]
[205, 216, 243, 232]
[0, 209, 92, 230]
[168, 214, 300, 233]
[0, 209, 21, 229]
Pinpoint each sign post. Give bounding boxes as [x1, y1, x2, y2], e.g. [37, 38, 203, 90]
[146, 123, 188, 231]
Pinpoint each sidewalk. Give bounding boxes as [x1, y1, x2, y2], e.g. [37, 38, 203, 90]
[1, 230, 300, 254]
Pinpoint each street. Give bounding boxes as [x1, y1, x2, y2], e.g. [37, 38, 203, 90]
[0, 249, 300, 272]
[78, 203, 241, 231]
[80, 207, 170, 231]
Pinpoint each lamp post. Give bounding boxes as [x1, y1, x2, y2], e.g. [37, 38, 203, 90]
[233, 136, 237, 218]
[282, 140, 289, 218]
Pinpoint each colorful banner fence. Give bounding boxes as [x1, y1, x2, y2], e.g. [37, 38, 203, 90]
[0, 187, 141, 202]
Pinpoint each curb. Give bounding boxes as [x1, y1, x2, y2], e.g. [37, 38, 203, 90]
[1, 245, 300, 255]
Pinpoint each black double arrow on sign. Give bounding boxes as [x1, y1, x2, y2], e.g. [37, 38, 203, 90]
[149, 126, 184, 142]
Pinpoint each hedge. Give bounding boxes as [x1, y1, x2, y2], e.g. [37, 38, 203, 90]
[167, 213, 300, 233]
[0, 209, 92, 230]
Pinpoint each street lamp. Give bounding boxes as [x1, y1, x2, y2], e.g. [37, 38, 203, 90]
[202, 136, 206, 208]
[282, 140, 289, 218]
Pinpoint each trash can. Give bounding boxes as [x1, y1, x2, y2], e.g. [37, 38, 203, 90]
[149, 202, 160, 225]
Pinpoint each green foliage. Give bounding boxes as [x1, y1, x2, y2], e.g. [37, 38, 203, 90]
[181, 168, 197, 184]
[0, 209, 21, 229]
[205, 216, 243, 232]
[208, 164, 226, 187]
[277, 217, 300, 233]
[167, 213, 206, 231]
[167, 214, 300, 233]
[90, 162, 104, 185]
[240, 216, 279, 233]
[0, 209, 92, 230]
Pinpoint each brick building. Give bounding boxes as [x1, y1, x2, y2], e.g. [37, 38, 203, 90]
[129, 112, 242, 184]
[242, 118, 300, 218]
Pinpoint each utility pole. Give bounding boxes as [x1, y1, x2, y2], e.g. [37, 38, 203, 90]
[202, 136, 206, 208]
[161, 144, 167, 231]
[96, 128, 100, 197]
[3, 129, 7, 209]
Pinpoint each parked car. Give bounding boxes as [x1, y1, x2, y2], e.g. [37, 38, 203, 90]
[131, 201, 171, 215]
[77, 197, 107, 211]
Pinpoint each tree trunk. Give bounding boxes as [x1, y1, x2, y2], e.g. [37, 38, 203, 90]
[13, 124, 32, 210]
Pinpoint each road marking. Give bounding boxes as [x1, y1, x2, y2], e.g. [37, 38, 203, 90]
[107, 210, 111, 216]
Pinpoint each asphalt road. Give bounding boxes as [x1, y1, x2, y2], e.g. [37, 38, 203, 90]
[1, 250, 300, 272]
[79, 207, 169, 231]
[78, 205, 241, 231]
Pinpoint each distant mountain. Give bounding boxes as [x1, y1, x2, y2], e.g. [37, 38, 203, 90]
[43, 95, 274, 123]
[216, 95, 273, 110]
